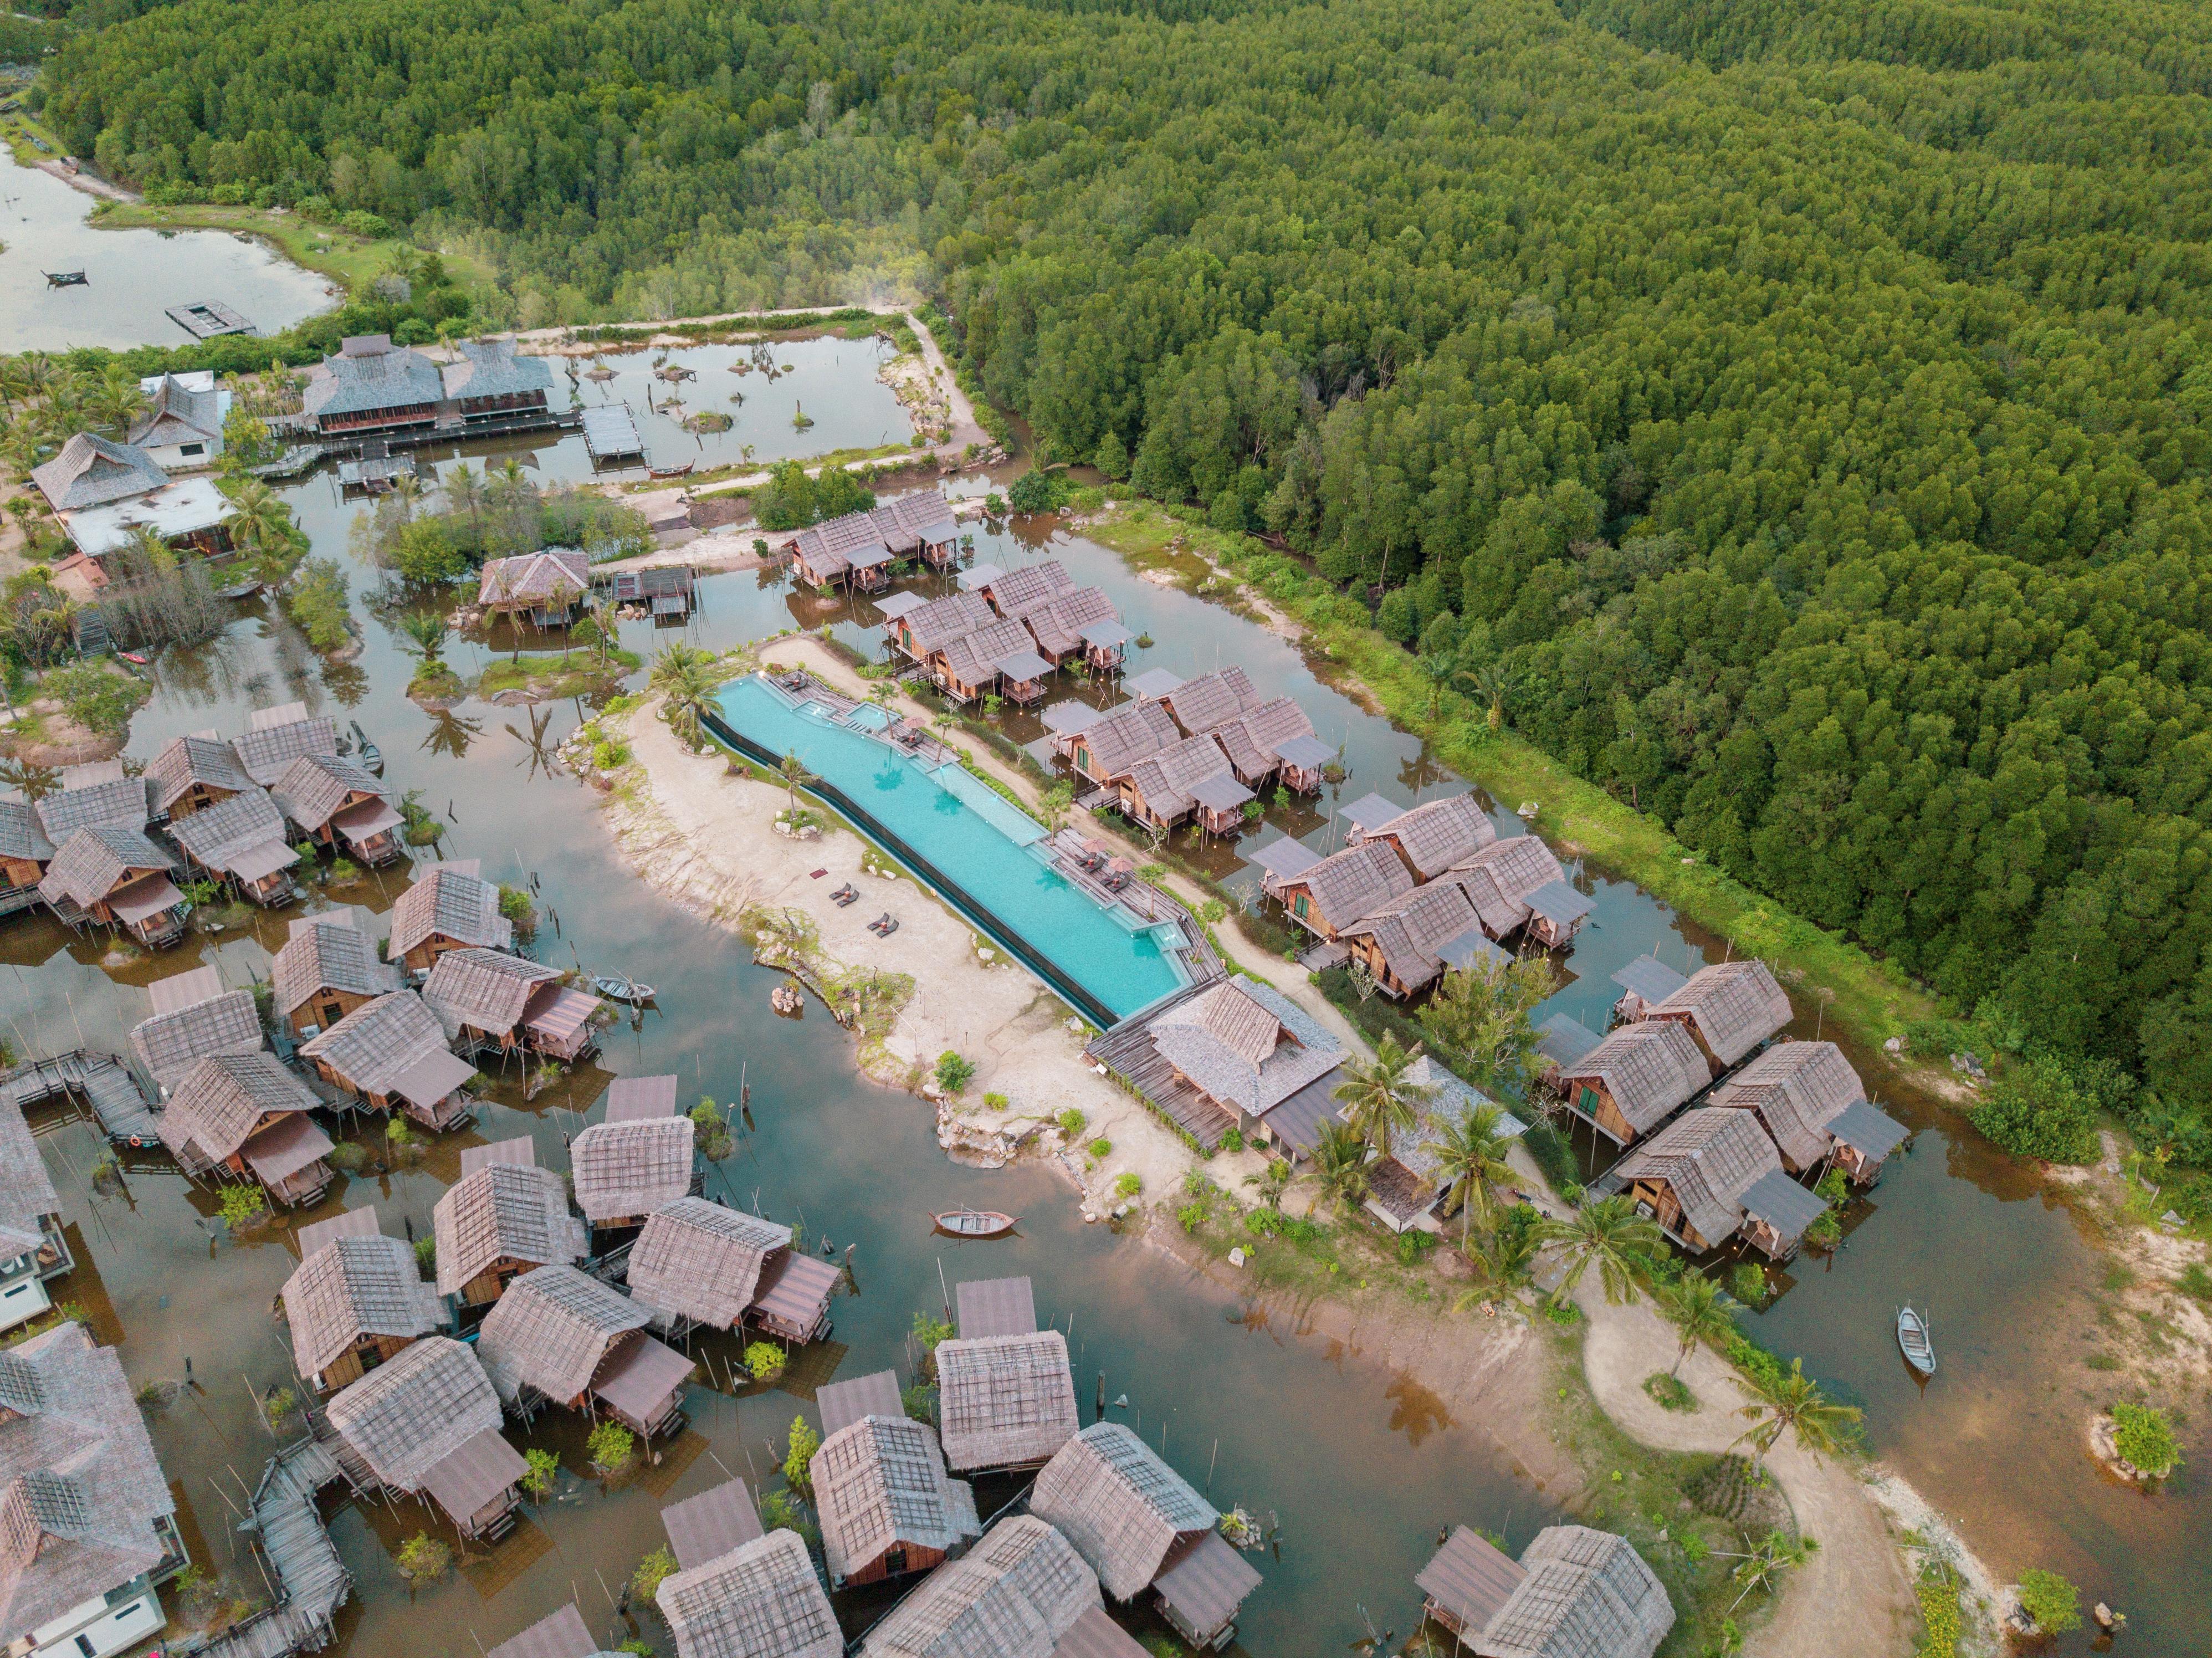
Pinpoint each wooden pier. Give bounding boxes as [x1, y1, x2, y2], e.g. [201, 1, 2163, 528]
[166, 299, 254, 339]
[0, 1050, 162, 1144]
[582, 404, 646, 465]
[184, 1436, 351, 1658]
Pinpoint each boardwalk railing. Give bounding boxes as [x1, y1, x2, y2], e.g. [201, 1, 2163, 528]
[0, 1050, 161, 1144]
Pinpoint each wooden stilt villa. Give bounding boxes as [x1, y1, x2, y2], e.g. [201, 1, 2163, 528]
[1156, 666, 1261, 738]
[432, 1146, 588, 1308]
[487, 1605, 606, 1658]
[475, 1263, 695, 1437]
[1416, 1523, 1673, 1658]
[970, 558, 1074, 622]
[660, 1528, 842, 1658]
[269, 753, 403, 867]
[423, 946, 603, 1063]
[1119, 734, 1252, 835]
[1022, 586, 1122, 669]
[230, 704, 339, 787]
[1609, 953, 1689, 1024]
[299, 990, 479, 1130]
[158, 1052, 336, 1207]
[280, 1207, 447, 1391]
[129, 970, 263, 1092]
[1450, 835, 1588, 948]
[1337, 877, 1489, 999]
[1030, 1422, 1263, 1652]
[1269, 840, 1413, 943]
[932, 1327, 1080, 1475]
[34, 760, 152, 842]
[933, 616, 1053, 705]
[1612, 1108, 1826, 1261]
[1060, 698, 1180, 790]
[1632, 959, 1794, 1077]
[871, 489, 962, 571]
[624, 1196, 837, 1345]
[324, 1335, 527, 1541]
[165, 786, 301, 906]
[37, 826, 188, 946]
[1708, 1039, 1908, 1183]
[888, 589, 995, 665]
[1123, 977, 1346, 1154]
[479, 547, 592, 628]
[0, 800, 54, 909]
[144, 733, 254, 823]
[388, 858, 515, 973]
[858, 1516, 1102, 1658]
[1351, 792, 1498, 881]
[787, 511, 897, 592]
[1548, 1019, 1709, 1147]
[272, 909, 401, 1038]
[1203, 696, 1328, 792]
[813, 1414, 980, 1588]
[569, 1116, 700, 1232]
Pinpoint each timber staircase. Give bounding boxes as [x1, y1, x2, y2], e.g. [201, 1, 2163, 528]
[72, 610, 110, 657]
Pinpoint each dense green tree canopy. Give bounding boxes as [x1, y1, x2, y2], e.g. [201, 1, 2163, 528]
[33, 0, 2212, 1133]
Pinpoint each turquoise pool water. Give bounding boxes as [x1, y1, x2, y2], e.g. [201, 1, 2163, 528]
[718, 677, 1189, 1019]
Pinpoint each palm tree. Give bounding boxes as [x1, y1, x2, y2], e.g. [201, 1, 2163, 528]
[1417, 649, 1457, 717]
[1461, 1216, 1538, 1294]
[398, 612, 449, 668]
[1717, 1531, 1815, 1611]
[223, 480, 293, 561]
[586, 596, 620, 670]
[1534, 1196, 1664, 1306]
[648, 643, 716, 749]
[443, 462, 485, 547]
[88, 364, 144, 437]
[1658, 1272, 1736, 1375]
[777, 750, 814, 811]
[1299, 1120, 1371, 1214]
[1332, 1032, 1433, 1157]
[1733, 1358, 1861, 1474]
[1456, 659, 1524, 734]
[1419, 1101, 1517, 1251]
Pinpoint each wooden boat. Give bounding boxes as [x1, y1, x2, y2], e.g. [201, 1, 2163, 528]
[933, 1208, 1018, 1240]
[647, 459, 695, 479]
[43, 270, 87, 286]
[213, 576, 264, 601]
[593, 974, 655, 1004]
[350, 721, 383, 776]
[117, 651, 149, 666]
[1897, 1305, 1934, 1376]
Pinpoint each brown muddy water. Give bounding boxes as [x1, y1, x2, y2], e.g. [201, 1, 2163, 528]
[5, 461, 2198, 1656]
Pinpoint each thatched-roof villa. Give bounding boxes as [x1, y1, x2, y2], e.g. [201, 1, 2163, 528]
[1416, 1523, 1673, 1658]
[934, 1329, 1079, 1475]
[1612, 1109, 1826, 1261]
[157, 1052, 334, 1206]
[280, 1217, 445, 1391]
[659, 1527, 840, 1658]
[475, 1264, 694, 1436]
[432, 1156, 587, 1306]
[325, 1335, 526, 1539]
[860, 1515, 1100, 1658]
[812, 1414, 979, 1587]
[569, 1117, 698, 1229]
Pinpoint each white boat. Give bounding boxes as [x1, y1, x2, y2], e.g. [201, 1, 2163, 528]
[1897, 1305, 1934, 1376]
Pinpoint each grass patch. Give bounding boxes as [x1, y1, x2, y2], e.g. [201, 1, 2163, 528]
[1642, 1372, 1697, 1413]
[92, 199, 499, 304]
[2084, 1352, 2123, 1371]
[475, 646, 641, 700]
[652, 441, 921, 495]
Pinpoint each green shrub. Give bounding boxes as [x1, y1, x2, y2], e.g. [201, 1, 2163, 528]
[587, 1419, 636, 1476]
[1113, 1171, 1143, 1199]
[784, 1415, 820, 1496]
[1730, 1262, 1768, 1304]
[982, 1091, 1010, 1110]
[522, 1447, 560, 1498]
[2017, 1569, 2081, 1634]
[1088, 1138, 1113, 1159]
[338, 208, 391, 238]
[744, 1341, 787, 1381]
[329, 1140, 370, 1173]
[1972, 1055, 2098, 1164]
[1057, 1109, 1088, 1139]
[934, 1050, 976, 1094]
[630, 1544, 679, 1604]
[395, 1532, 450, 1581]
[1219, 1127, 1245, 1152]
[217, 1183, 267, 1230]
[2111, 1402, 2182, 1477]
[902, 1382, 937, 1424]
[1642, 1372, 1694, 1412]
[285, 557, 352, 651]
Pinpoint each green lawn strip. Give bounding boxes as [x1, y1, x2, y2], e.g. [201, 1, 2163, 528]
[1085, 503, 1941, 1061]
[89, 201, 499, 304]
[475, 646, 641, 700]
[626, 441, 922, 496]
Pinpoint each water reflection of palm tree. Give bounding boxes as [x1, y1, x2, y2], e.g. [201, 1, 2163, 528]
[419, 708, 484, 761]
[0, 758, 58, 802]
[506, 705, 561, 781]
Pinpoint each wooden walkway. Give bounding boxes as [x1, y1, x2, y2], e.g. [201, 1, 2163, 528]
[0, 1051, 162, 1143]
[183, 1439, 351, 1658]
[1086, 986, 1237, 1151]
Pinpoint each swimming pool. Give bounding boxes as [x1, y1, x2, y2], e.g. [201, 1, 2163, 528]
[715, 676, 1190, 1021]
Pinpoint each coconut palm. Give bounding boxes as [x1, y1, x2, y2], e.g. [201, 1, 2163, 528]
[586, 596, 620, 670]
[1299, 1120, 1371, 1214]
[397, 611, 449, 666]
[224, 479, 293, 559]
[1732, 1358, 1861, 1473]
[1455, 659, 1524, 734]
[1462, 1214, 1539, 1293]
[777, 750, 814, 811]
[648, 643, 716, 749]
[1658, 1271, 1737, 1374]
[1332, 1032, 1434, 1157]
[86, 364, 145, 438]
[442, 462, 485, 545]
[1417, 649, 1457, 717]
[1716, 1531, 1815, 1611]
[1418, 1100, 1518, 1251]
[1534, 1195, 1664, 1306]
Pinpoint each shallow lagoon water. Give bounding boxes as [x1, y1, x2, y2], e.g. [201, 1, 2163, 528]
[0, 149, 332, 353]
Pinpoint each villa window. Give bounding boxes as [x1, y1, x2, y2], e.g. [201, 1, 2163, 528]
[1292, 894, 1308, 918]
[1579, 1086, 1600, 1115]
[180, 442, 204, 457]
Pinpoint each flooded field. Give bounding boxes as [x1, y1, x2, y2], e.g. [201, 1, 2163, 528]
[0, 149, 333, 353]
[1, 453, 2199, 1656]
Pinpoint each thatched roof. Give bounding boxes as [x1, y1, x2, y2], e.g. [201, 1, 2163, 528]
[487, 1604, 616, 1658]
[1023, 587, 1117, 658]
[813, 1415, 979, 1584]
[662, 1477, 765, 1572]
[325, 1337, 511, 1501]
[1417, 1525, 1525, 1636]
[1205, 695, 1320, 780]
[129, 987, 262, 1089]
[871, 489, 959, 552]
[570, 1118, 695, 1223]
[37, 825, 172, 908]
[1555, 1022, 1708, 1134]
[602, 1074, 680, 1123]
[1708, 1040, 1865, 1168]
[954, 1277, 1037, 1341]
[443, 339, 555, 403]
[938, 616, 1043, 687]
[788, 507, 893, 580]
[934, 1331, 1079, 1473]
[659, 1528, 841, 1658]
[475, 1264, 649, 1404]
[144, 735, 253, 816]
[1650, 960, 1792, 1066]
[1450, 835, 1568, 937]
[0, 1323, 176, 1647]
[0, 800, 54, 868]
[422, 947, 562, 1040]
[902, 591, 996, 656]
[1478, 1524, 1674, 1658]
[1159, 667, 1259, 736]
[281, 1232, 444, 1378]
[231, 714, 338, 787]
[1284, 840, 1412, 929]
[269, 752, 387, 835]
[1122, 734, 1245, 820]
[30, 432, 166, 512]
[1340, 878, 1483, 992]
[33, 773, 150, 842]
[155, 1052, 317, 1165]
[480, 549, 591, 610]
[626, 1199, 790, 1328]
[1076, 700, 1179, 779]
[272, 912, 399, 1019]
[861, 1515, 1100, 1658]
[1028, 1423, 1215, 1600]
[433, 1162, 586, 1296]
[0, 1099, 58, 1261]
[165, 786, 297, 883]
[979, 560, 1073, 620]
[301, 990, 468, 1105]
[1147, 979, 1341, 1115]
[1614, 1109, 1785, 1246]
[818, 1370, 904, 1439]
[1367, 794, 1498, 878]
[390, 863, 511, 956]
